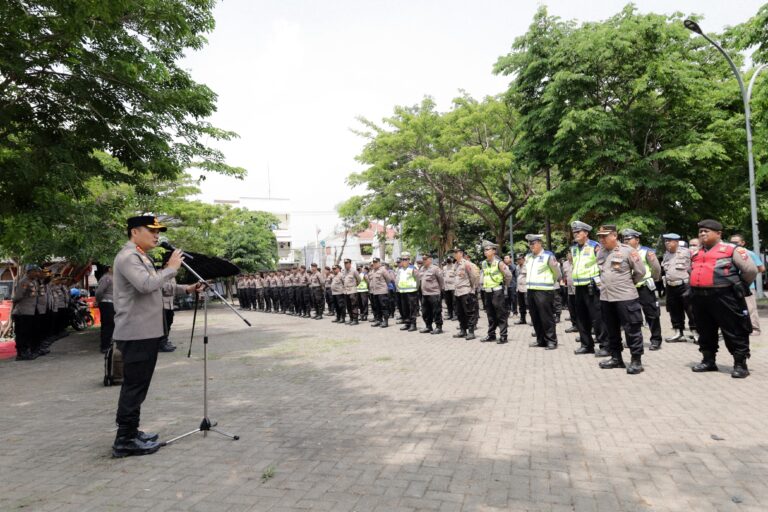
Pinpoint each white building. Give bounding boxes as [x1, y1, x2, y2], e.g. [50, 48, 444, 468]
[212, 196, 339, 268]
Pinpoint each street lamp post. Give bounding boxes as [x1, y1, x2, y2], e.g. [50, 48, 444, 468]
[685, 20, 765, 298]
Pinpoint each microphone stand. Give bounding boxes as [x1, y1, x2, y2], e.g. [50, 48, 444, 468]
[163, 259, 250, 447]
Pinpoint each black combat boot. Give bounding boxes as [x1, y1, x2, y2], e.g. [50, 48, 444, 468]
[480, 335, 496, 343]
[665, 329, 685, 342]
[453, 329, 467, 338]
[350, 318, 359, 326]
[400, 323, 410, 331]
[497, 336, 508, 344]
[419, 326, 433, 334]
[599, 354, 626, 369]
[692, 352, 718, 373]
[626, 355, 644, 375]
[371, 320, 381, 327]
[407, 324, 417, 332]
[594, 347, 611, 358]
[574, 345, 595, 355]
[465, 329, 476, 341]
[731, 356, 750, 379]
[431, 326, 443, 335]
[380, 318, 389, 328]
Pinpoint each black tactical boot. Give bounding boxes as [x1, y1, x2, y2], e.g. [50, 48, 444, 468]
[453, 329, 467, 338]
[731, 356, 750, 379]
[594, 347, 611, 358]
[431, 327, 443, 335]
[380, 318, 389, 328]
[136, 431, 159, 442]
[419, 326, 433, 334]
[574, 345, 595, 355]
[665, 329, 685, 342]
[350, 319, 359, 326]
[545, 342, 557, 350]
[648, 341, 661, 351]
[465, 329, 476, 341]
[480, 335, 496, 343]
[692, 352, 718, 373]
[371, 320, 381, 327]
[626, 355, 644, 375]
[407, 324, 417, 332]
[400, 323, 410, 331]
[599, 355, 626, 369]
[496, 337, 508, 344]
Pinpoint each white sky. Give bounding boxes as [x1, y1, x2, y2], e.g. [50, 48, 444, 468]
[184, 0, 763, 214]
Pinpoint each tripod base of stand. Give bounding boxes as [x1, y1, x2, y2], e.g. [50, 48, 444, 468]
[161, 418, 240, 446]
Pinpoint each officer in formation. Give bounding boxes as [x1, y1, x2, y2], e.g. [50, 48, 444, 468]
[12, 265, 46, 360]
[622, 229, 663, 350]
[689, 219, 757, 378]
[418, 253, 445, 334]
[330, 264, 346, 322]
[571, 221, 610, 357]
[342, 258, 361, 325]
[309, 263, 325, 319]
[357, 266, 370, 321]
[514, 254, 527, 325]
[524, 234, 562, 350]
[368, 257, 394, 328]
[396, 252, 420, 332]
[594, 225, 648, 374]
[479, 241, 513, 344]
[442, 257, 456, 321]
[661, 234, 697, 342]
[451, 247, 479, 340]
[324, 266, 334, 315]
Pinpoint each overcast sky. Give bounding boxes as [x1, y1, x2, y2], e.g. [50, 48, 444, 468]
[184, 0, 763, 213]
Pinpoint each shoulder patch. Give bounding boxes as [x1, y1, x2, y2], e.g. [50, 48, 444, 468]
[630, 251, 641, 262]
[736, 247, 749, 261]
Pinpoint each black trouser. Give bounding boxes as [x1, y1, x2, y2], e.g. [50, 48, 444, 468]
[264, 289, 272, 311]
[248, 289, 257, 309]
[345, 293, 359, 320]
[666, 284, 696, 331]
[373, 293, 390, 321]
[692, 288, 751, 359]
[256, 289, 264, 310]
[13, 313, 39, 355]
[443, 290, 455, 318]
[333, 294, 346, 318]
[455, 293, 477, 331]
[574, 284, 608, 350]
[115, 337, 161, 437]
[483, 289, 509, 338]
[399, 292, 419, 326]
[98, 302, 115, 351]
[637, 285, 662, 345]
[517, 291, 527, 321]
[528, 289, 557, 346]
[238, 289, 245, 307]
[358, 292, 369, 317]
[473, 291, 481, 326]
[567, 293, 579, 329]
[389, 291, 397, 317]
[303, 287, 312, 314]
[506, 287, 517, 315]
[421, 294, 442, 329]
[325, 288, 333, 312]
[57, 308, 69, 334]
[553, 290, 562, 318]
[161, 309, 174, 345]
[602, 299, 644, 357]
[43, 309, 56, 340]
[311, 287, 324, 315]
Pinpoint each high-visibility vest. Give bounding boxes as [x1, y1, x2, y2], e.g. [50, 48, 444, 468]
[481, 259, 504, 289]
[635, 247, 654, 288]
[690, 242, 742, 288]
[357, 275, 369, 292]
[571, 240, 600, 285]
[397, 266, 417, 292]
[525, 251, 556, 290]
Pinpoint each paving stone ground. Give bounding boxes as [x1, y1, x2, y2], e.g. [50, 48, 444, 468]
[1, 301, 767, 512]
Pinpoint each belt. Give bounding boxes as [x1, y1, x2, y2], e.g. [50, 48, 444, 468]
[667, 279, 689, 287]
[691, 286, 729, 296]
[482, 286, 503, 292]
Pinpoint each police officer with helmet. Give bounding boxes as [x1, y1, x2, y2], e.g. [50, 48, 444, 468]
[689, 219, 757, 378]
[524, 234, 562, 350]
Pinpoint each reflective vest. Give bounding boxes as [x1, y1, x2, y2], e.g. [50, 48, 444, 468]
[525, 251, 556, 290]
[357, 275, 369, 292]
[571, 240, 600, 285]
[690, 242, 742, 288]
[397, 266, 417, 292]
[635, 246, 654, 288]
[481, 259, 504, 289]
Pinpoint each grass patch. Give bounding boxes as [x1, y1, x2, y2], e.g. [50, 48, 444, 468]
[373, 356, 393, 363]
[261, 465, 276, 483]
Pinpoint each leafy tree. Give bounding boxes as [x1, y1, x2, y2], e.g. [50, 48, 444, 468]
[334, 196, 368, 264]
[0, 0, 244, 251]
[219, 209, 279, 272]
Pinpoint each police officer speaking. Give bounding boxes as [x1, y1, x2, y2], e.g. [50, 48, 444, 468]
[689, 219, 757, 378]
[111, 216, 202, 458]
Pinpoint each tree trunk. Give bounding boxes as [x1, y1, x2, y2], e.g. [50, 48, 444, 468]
[336, 230, 349, 265]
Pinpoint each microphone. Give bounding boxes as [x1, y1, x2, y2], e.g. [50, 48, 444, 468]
[158, 237, 194, 260]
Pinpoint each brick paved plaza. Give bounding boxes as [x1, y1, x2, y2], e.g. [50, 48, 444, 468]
[1, 305, 767, 512]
